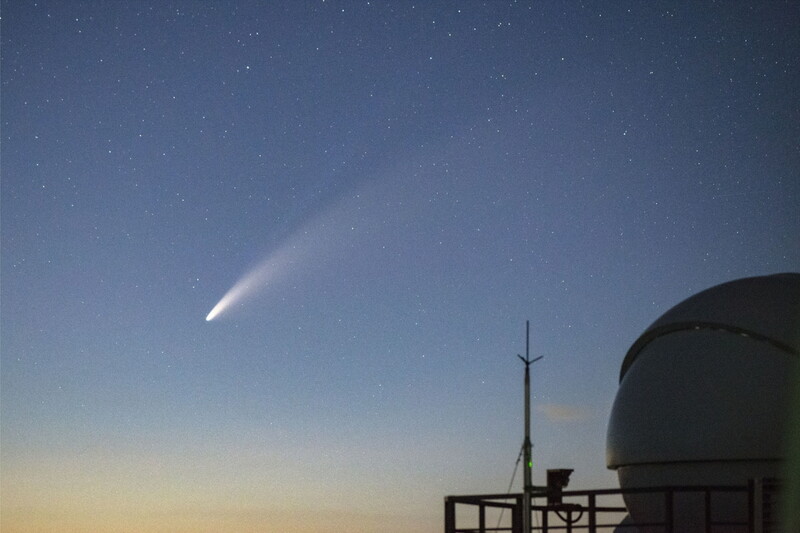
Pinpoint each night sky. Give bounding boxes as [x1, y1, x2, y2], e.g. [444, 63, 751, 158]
[2, 2, 799, 532]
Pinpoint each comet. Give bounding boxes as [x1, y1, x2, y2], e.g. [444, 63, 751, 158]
[205, 260, 277, 321]
[205, 244, 302, 321]
[204, 174, 420, 322]
[204, 188, 366, 322]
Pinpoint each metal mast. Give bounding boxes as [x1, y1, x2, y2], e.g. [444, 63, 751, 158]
[517, 320, 542, 533]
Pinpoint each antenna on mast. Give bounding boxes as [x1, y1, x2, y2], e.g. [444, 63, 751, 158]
[517, 320, 542, 533]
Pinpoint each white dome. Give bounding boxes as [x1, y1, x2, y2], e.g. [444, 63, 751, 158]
[606, 273, 800, 531]
[617, 272, 800, 381]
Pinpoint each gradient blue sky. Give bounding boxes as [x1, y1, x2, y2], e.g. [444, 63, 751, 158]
[2, 2, 799, 532]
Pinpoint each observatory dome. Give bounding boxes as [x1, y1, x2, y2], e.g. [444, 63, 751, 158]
[606, 273, 800, 531]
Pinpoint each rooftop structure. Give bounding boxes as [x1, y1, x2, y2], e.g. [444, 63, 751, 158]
[446, 273, 799, 532]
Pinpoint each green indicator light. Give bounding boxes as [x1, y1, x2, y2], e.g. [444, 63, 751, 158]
[528, 461, 532, 468]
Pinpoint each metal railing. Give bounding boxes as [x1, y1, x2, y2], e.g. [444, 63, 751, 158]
[445, 481, 779, 533]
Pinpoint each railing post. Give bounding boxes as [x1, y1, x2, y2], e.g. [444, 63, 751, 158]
[479, 503, 486, 533]
[588, 493, 596, 533]
[445, 497, 456, 533]
[513, 496, 523, 533]
[750, 479, 760, 533]
[665, 488, 674, 533]
[705, 488, 712, 533]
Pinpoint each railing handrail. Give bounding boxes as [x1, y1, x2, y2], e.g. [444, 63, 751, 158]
[446, 483, 752, 502]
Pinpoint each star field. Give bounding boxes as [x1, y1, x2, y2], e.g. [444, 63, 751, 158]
[2, 2, 799, 532]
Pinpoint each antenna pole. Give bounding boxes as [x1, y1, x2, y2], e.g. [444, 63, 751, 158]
[517, 320, 542, 533]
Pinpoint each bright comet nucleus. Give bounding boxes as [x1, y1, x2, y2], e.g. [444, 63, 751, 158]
[205, 301, 225, 321]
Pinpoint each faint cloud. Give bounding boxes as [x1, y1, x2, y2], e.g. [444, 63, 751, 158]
[536, 403, 589, 422]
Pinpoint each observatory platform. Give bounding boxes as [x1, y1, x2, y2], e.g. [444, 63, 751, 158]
[445, 273, 799, 532]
